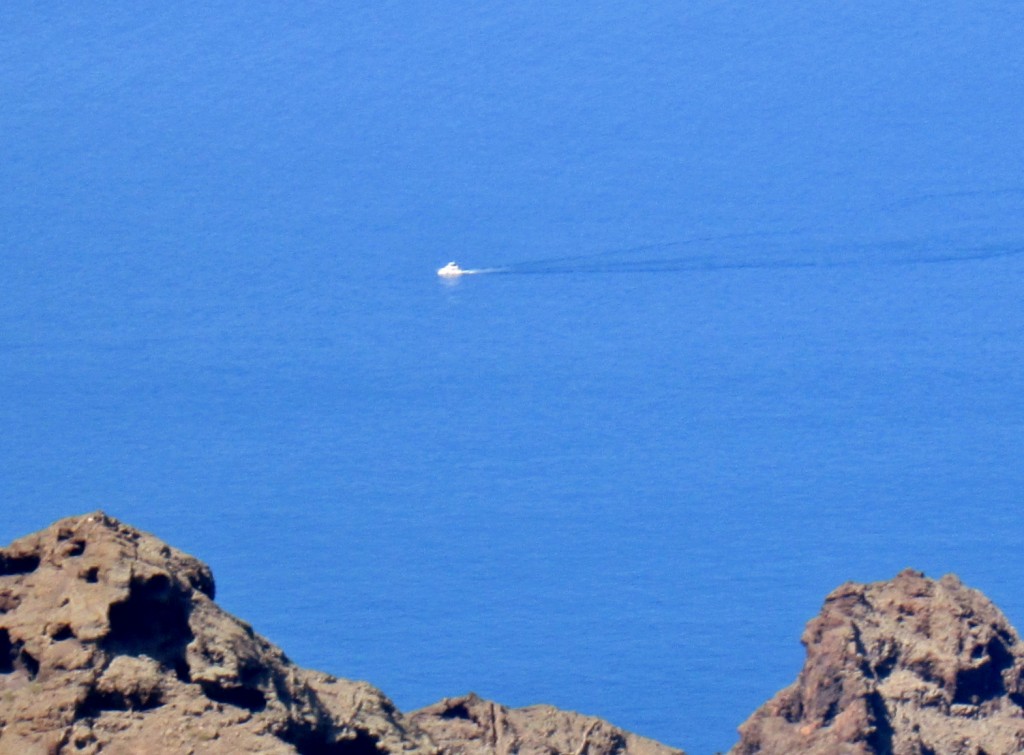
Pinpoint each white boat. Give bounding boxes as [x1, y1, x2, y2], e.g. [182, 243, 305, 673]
[437, 261, 465, 278]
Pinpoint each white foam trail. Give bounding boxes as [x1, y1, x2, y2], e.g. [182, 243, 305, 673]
[437, 261, 509, 278]
[439, 220, 1024, 280]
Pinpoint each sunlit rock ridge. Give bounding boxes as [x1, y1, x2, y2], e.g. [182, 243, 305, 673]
[733, 569, 1024, 755]
[3, 513, 1024, 754]
[0, 513, 681, 755]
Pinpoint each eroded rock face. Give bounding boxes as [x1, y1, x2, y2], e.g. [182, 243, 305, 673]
[0, 512, 433, 755]
[410, 694, 683, 755]
[28, 514, 1024, 754]
[0, 513, 681, 755]
[733, 569, 1024, 755]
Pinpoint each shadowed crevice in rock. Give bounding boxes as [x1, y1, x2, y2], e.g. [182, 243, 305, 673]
[821, 698, 839, 727]
[864, 691, 894, 754]
[952, 636, 1014, 705]
[186, 568, 216, 600]
[199, 680, 268, 712]
[873, 652, 898, 680]
[0, 589, 21, 613]
[102, 573, 194, 675]
[279, 721, 385, 755]
[0, 553, 40, 576]
[440, 701, 473, 720]
[3, 635, 40, 679]
[76, 685, 165, 718]
[0, 628, 13, 673]
[20, 647, 40, 679]
[196, 655, 269, 712]
[813, 670, 844, 727]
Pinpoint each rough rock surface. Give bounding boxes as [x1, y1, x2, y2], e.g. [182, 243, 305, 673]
[0, 512, 434, 755]
[410, 694, 682, 755]
[18, 513, 1024, 755]
[0, 513, 680, 755]
[733, 568, 1024, 755]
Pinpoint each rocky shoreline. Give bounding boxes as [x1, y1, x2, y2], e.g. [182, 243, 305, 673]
[2, 513, 1024, 754]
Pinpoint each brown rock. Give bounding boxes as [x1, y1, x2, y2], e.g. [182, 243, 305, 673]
[0, 513, 679, 755]
[410, 693, 683, 755]
[0, 512, 434, 754]
[733, 569, 1024, 755]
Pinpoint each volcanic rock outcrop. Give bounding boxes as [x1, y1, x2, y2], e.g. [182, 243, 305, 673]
[410, 693, 676, 755]
[0, 513, 683, 755]
[0, 511, 434, 754]
[9, 513, 1024, 755]
[733, 568, 1024, 755]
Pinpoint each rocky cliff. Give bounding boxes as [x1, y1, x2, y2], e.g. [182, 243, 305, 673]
[6, 515, 1024, 755]
[733, 569, 1024, 755]
[410, 693, 675, 755]
[0, 512, 682, 755]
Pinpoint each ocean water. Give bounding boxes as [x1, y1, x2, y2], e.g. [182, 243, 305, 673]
[3, 4, 1024, 753]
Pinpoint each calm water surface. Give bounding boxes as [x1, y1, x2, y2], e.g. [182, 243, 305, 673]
[3, 4, 1024, 752]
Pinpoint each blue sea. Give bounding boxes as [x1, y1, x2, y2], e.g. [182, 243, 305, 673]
[3, 4, 1024, 753]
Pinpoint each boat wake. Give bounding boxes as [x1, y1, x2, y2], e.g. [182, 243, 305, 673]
[438, 232, 1024, 280]
[437, 187, 1024, 280]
